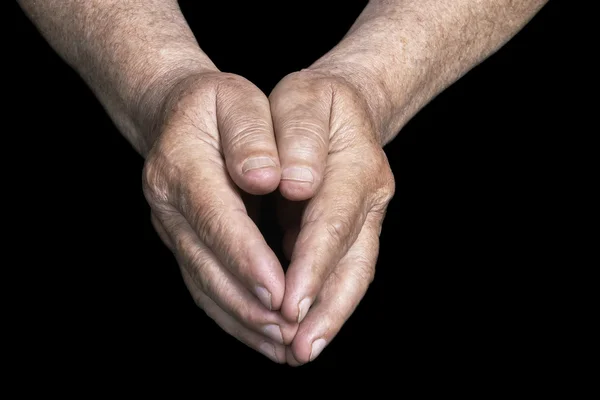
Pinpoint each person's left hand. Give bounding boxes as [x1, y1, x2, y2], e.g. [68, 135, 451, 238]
[269, 70, 396, 366]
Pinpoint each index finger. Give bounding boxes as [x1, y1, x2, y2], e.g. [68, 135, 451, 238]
[145, 127, 284, 312]
[181, 162, 285, 311]
[279, 147, 376, 323]
[288, 211, 383, 364]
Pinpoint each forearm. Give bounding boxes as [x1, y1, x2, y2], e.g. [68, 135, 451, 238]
[18, 0, 217, 155]
[309, 0, 548, 145]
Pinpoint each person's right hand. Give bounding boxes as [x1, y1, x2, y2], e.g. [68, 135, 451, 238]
[142, 72, 298, 363]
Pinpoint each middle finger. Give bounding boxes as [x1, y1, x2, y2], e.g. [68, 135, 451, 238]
[161, 210, 298, 344]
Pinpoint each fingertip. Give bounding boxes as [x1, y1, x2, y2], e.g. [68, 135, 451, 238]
[279, 177, 319, 201]
[290, 326, 329, 364]
[217, 75, 281, 195]
[309, 338, 328, 362]
[281, 258, 318, 323]
[270, 76, 330, 202]
[280, 288, 298, 322]
[255, 283, 284, 313]
[281, 292, 314, 324]
[286, 347, 302, 367]
[267, 276, 285, 313]
[297, 297, 312, 324]
[236, 158, 281, 195]
[247, 246, 286, 311]
[259, 341, 286, 364]
[280, 300, 300, 323]
[290, 338, 313, 364]
[255, 286, 273, 311]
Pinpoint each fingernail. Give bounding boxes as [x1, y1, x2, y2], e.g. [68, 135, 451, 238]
[263, 324, 284, 344]
[255, 286, 272, 310]
[242, 157, 276, 174]
[259, 341, 278, 362]
[297, 297, 311, 323]
[282, 167, 314, 183]
[310, 338, 327, 361]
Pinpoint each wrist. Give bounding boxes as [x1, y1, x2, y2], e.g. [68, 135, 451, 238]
[306, 60, 405, 146]
[129, 57, 218, 156]
[306, 0, 548, 145]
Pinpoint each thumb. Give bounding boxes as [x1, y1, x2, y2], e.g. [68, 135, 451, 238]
[217, 74, 281, 195]
[269, 72, 332, 201]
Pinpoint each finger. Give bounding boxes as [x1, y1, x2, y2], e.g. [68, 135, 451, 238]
[217, 75, 281, 195]
[289, 212, 382, 364]
[280, 148, 374, 323]
[151, 212, 174, 251]
[163, 210, 298, 344]
[146, 141, 285, 311]
[286, 347, 302, 367]
[270, 73, 331, 201]
[282, 228, 299, 261]
[180, 265, 286, 364]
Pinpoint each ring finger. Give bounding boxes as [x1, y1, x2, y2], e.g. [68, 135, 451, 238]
[155, 210, 298, 345]
[180, 266, 286, 364]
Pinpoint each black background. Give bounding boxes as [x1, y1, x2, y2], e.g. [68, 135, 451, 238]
[9, 1, 570, 378]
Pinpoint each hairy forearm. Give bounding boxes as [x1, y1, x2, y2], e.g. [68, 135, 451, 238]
[310, 0, 548, 145]
[18, 0, 217, 155]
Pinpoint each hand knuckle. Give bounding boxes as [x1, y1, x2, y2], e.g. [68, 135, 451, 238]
[369, 148, 395, 207]
[142, 152, 170, 205]
[235, 302, 259, 327]
[186, 204, 226, 248]
[324, 214, 354, 244]
[143, 132, 195, 207]
[382, 167, 396, 203]
[280, 70, 329, 88]
[216, 73, 257, 101]
[356, 262, 377, 285]
[218, 72, 251, 87]
[187, 247, 221, 297]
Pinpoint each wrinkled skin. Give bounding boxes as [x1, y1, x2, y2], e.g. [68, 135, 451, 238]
[144, 72, 296, 363]
[270, 71, 395, 364]
[19, 0, 547, 368]
[142, 70, 394, 365]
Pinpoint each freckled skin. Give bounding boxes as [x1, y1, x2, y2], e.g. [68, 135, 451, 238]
[17, 0, 548, 365]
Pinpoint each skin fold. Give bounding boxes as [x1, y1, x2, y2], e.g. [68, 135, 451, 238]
[18, 0, 548, 365]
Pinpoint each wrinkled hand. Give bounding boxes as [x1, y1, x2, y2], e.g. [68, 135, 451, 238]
[270, 70, 396, 365]
[143, 72, 298, 363]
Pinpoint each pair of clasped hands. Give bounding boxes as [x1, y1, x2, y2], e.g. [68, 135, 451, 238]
[143, 68, 395, 366]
